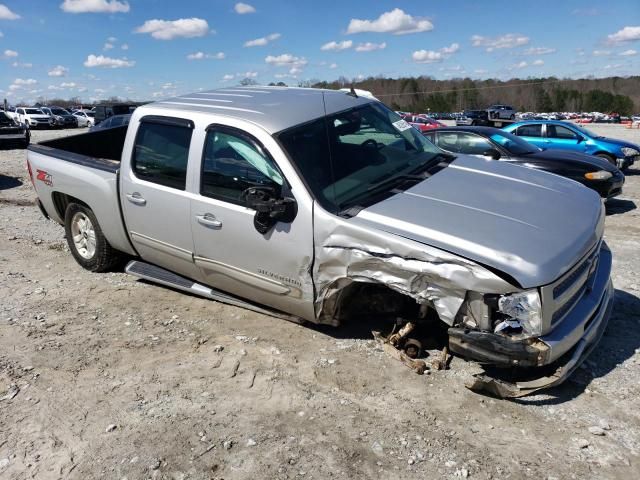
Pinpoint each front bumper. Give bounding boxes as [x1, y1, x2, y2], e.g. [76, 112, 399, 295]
[618, 155, 636, 170]
[451, 244, 614, 397]
[582, 173, 624, 199]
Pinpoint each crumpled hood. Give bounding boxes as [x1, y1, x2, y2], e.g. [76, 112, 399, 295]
[350, 155, 604, 288]
[523, 148, 619, 172]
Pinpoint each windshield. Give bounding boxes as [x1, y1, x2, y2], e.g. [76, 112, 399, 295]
[572, 124, 598, 138]
[25, 108, 43, 115]
[51, 108, 69, 115]
[278, 101, 443, 213]
[489, 131, 538, 155]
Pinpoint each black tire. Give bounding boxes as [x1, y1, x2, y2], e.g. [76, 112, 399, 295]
[64, 203, 122, 272]
[595, 153, 617, 167]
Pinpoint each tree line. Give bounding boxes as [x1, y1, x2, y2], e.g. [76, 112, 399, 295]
[310, 76, 639, 114]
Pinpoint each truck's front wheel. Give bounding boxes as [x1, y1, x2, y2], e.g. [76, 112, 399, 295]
[64, 203, 122, 272]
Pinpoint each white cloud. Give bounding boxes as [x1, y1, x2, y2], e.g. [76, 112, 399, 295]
[14, 78, 37, 86]
[0, 4, 20, 20]
[532, 59, 544, 66]
[607, 26, 640, 44]
[222, 74, 235, 81]
[511, 61, 528, 69]
[103, 42, 114, 50]
[329, 63, 338, 69]
[135, 18, 210, 40]
[121, 43, 129, 50]
[471, 33, 529, 52]
[474, 69, 488, 75]
[94, 88, 106, 94]
[107, 36, 117, 42]
[84, 54, 135, 68]
[523, 47, 556, 55]
[240, 71, 258, 78]
[234, 2, 255, 14]
[603, 64, 622, 70]
[347, 8, 433, 35]
[412, 50, 444, 63]
[321, 40, 352, 51]
[289, 66, 302, 75]
[3, 49, 18, 58]
[355, 42, 386, 52]
[0, 31, 3, 38]
[619, 49, 637, 56]
[265, 53, 307, 67]
[440, 43, 460, 55]
[244, 32, 280, 47]
[592, 50, 611, 56]
[60, 0, 130, 14]
[60, 82, 77, 88]
[48, 85, 62, 91]
[186, 51, 225, 60]
[12, 62, 32, 68]
[412, 43, 459, 63]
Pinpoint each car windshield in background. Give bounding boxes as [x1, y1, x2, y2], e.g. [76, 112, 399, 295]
[51, 108, 70, 115]
[25, 109, 43, 115]
[489, 131, 539, 155]
[278, 101, 442, 213]
[573, 124, 599, 138]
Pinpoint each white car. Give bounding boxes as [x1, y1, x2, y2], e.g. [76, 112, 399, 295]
[487, 104, 516, 120]
[72, 110, 95, 127]
[14, 107, 53, 128]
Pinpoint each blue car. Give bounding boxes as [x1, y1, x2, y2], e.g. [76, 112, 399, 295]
[503, 120, 638, 171]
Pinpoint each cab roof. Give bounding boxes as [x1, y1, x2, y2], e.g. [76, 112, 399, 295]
[149, 86, 375, 134]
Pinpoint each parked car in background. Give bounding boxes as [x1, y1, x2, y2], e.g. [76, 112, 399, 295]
[456, 110, 490, 126]
[93, 103, 138, 126]
[0, 110, 30, 148]
[14, 107, 53, 129]
[89, 114, 131, 132]
[404, 115, 444, 132]
[425, 126, 624, 199]
[487, 104, 516, 120]
[503, 120, 638, 170]
[47, 107, 79, 129]
[72, 110, 95, 127]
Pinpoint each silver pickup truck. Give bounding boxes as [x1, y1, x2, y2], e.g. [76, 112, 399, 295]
[27, 87, 614, 397]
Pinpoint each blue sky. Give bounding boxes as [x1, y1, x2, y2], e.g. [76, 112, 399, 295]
[1, 0, 639, 103]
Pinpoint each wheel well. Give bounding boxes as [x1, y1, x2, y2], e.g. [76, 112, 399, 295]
[51, 192, 90, 220]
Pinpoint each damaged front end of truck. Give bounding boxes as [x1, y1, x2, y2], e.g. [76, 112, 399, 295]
[310, 189, 614, 398]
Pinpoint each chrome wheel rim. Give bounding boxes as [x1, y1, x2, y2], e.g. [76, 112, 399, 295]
[70, 212, 96, 259]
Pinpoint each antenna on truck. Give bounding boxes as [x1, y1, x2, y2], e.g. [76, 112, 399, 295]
[346, 86, 358, 98]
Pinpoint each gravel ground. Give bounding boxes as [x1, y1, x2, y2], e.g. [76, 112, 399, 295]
[1, 124, 639, 480]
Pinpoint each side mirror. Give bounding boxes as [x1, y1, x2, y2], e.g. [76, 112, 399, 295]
[242, 185, 298, 234]
[576, 135, 585, 143]
[482, 148, 501, 160]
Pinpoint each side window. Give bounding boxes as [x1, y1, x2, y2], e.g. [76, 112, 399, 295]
[547, 125, 577, 139]
[515, 124, 542, 137]
[456, 133, 493, 155]
[201, 129, 283, 206]
[132, 121, 192, 190]
[435, 132, 464, 153]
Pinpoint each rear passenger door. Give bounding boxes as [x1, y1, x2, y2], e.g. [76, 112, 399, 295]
[513, 123, 544, 149]
[190, 126, 315, 320]
[121, 116, 201, 280]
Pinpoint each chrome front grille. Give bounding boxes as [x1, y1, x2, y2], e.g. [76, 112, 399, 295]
[541, 242, 601, 330]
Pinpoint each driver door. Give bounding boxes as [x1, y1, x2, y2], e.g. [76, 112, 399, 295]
[190, 126, 314, 319]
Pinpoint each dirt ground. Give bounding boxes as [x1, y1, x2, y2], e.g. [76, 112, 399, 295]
[1, 123, 640, 480]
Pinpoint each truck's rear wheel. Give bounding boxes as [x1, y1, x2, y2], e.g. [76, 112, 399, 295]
[64, 203, 122, 272]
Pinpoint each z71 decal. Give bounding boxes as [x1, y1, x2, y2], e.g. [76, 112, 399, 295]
[36, 169, 53, 186]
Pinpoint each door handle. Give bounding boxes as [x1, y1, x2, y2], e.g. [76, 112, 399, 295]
[196, 213, 223, 228]
[126, 192, 147, 206]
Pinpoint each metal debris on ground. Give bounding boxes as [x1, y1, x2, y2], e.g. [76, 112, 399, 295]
[372, 324, 429, 375]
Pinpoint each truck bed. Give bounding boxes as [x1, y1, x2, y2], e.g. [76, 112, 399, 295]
[28, 125, 127, 173]
[26, 124, 136, 256]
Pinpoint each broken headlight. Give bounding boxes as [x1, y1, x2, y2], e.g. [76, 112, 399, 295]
[494, 289, 542, 338]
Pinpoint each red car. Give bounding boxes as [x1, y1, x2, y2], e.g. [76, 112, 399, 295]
[403, 114, 445, 132]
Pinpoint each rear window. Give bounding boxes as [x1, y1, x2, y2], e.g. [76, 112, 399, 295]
[515, 124, 542, 137]
[132, 121, 193, 190]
